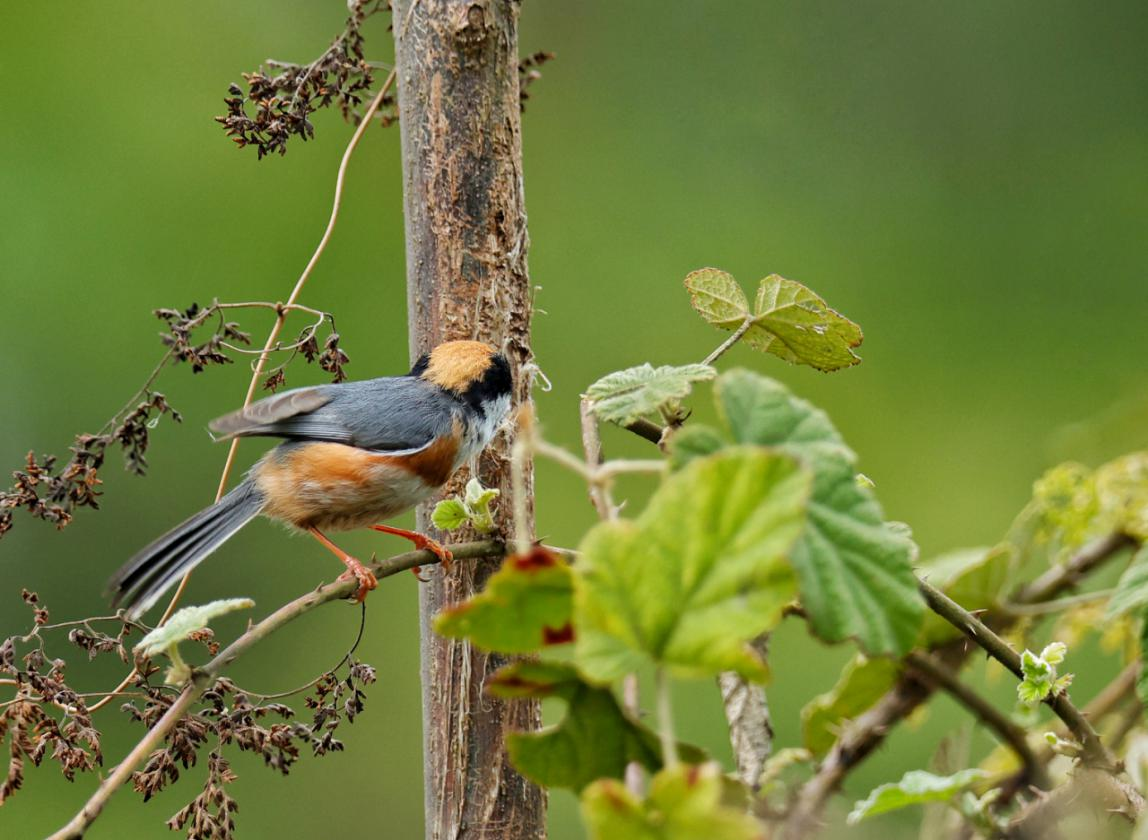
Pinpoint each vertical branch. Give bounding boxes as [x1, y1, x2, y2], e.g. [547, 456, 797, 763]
[391, 2, 544, 838]
[718, 635, 773, 791]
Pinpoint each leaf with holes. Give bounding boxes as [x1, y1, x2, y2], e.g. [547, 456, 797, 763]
[582, 763, 764, 840]
[574, 447, 810, 683]
[669, 370, 924, 655]
[435, 547, 573, 652]
[585, 363, 716, 425]
[488, 662, 704, 791]
[742, 274, 862, 371]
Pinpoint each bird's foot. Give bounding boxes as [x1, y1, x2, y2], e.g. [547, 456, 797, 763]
[337, 557, 378, 603]
[369, 525, 454, 569]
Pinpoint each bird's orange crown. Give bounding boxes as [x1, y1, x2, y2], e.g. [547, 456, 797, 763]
[418, 340, 499, 394]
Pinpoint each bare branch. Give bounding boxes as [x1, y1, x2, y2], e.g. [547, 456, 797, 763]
[46, 540, 505, 840]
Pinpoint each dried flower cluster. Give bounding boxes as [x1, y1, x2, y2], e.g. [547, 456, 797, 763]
[0, 592, 111, 803]
[518, 51, 556, 112]
[215, 0, 395, 158]
[124, 664, 377, 837]
[156, 303, 252, 373]
[0, 391, 182, 537]
[0, 300, 350, 539]
[1, 591, 377, 840]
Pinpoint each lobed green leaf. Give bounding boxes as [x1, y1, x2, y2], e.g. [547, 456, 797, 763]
[745, 275, 863, 371]
[585, 363, 716, 425]
[671, 370, 924, 655]
[574, 447, 811, 683]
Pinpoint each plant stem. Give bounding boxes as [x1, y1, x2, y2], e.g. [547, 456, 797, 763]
[656, 668, 679, 768]
[905, 651, 1049, 789]
[702, 315, 754, 366]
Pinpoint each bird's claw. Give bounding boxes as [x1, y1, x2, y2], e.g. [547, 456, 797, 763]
[338, 559, 378, 603]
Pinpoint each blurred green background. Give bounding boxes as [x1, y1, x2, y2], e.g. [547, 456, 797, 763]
[2, 1, 1147, 837]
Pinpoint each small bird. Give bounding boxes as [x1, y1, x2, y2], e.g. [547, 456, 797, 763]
[108, 340, 512, 620]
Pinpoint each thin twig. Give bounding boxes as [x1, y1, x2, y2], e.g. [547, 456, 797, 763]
[47, 539, 505, 840]
[917, 577, 1115, 770]
[701, 315, 754, 366]
[905, 650, 1050, 789]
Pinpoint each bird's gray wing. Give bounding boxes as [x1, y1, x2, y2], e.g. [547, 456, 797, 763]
[207, 385, 346, 443]
[207, 377, 458, 452]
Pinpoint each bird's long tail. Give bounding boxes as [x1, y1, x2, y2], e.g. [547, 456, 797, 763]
[108, 479, 265, 620]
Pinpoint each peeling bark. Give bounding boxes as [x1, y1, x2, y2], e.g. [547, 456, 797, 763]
[392, 1, 544, 838]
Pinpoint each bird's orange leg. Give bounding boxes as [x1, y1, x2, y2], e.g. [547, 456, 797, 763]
[369, 524, 453, 578]
[308, 527, 377, 603]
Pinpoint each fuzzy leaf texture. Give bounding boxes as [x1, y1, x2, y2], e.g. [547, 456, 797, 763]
[683, 267, 751, 328]
[435, 547, 573, 652]
[670, 370, 924, 655]
[488, 662, 704, 791]
[135, 598, 255, 658]
[848, 769, 988, 824]
[574, 447, 811, 683]
[582, 763, 764, 840]
[801, 654, 901, 757]
[585, 363, 716, 425]
[431, 499, 469, 531]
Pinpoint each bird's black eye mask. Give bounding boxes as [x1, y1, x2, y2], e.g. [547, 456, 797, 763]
[462, 354, 512, 413]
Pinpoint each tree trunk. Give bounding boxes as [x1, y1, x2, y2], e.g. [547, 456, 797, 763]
[391, 2, 544, 838]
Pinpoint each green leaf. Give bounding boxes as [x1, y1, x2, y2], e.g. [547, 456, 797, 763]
[431, 498, 469, 531]
[586, 363, 717, 425]
[1107, 546, 1148, 619]
[743, 275, 863, 371]
[1017, 643, 1072, 706]
[488, 662, 704, 791]
[672, 370, 924, 655]
[801, 654, 901, 757]
[918, 546, 1013, 645]
[684, 268, 751, 329]
[582, 763, 764, 840]
[574, 448, 811, 682]
[847, 769, 988, 824]
[463, 477, 500, 532]
[135, 598, 255, 658]
[435, 548, 573, 653]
